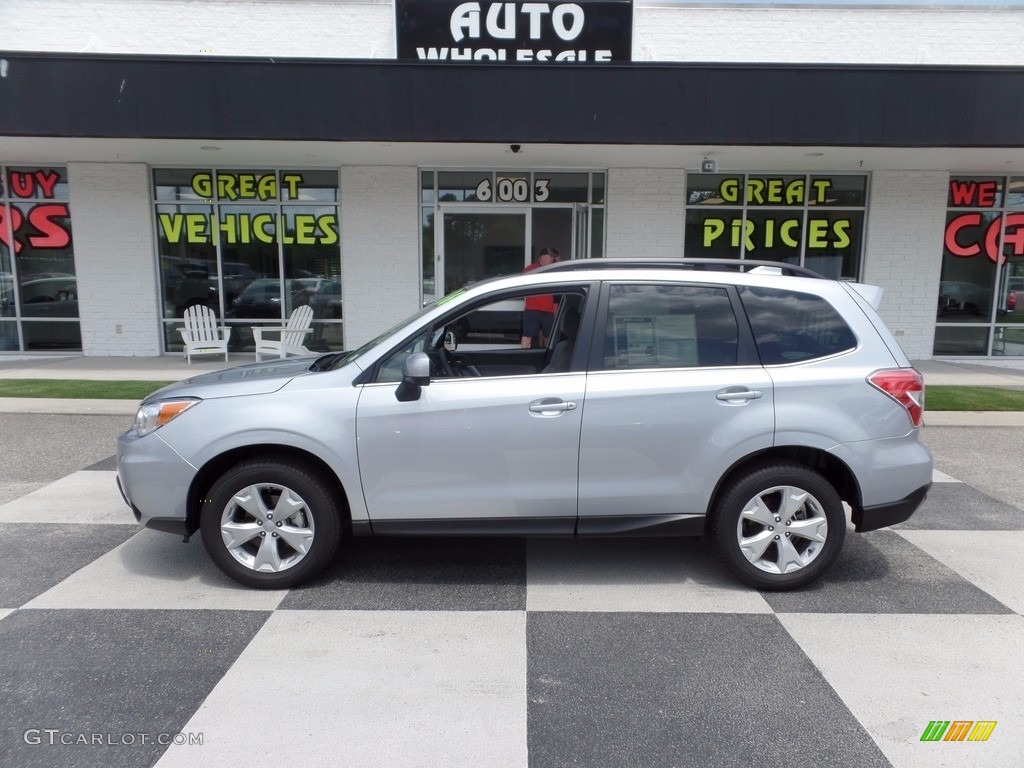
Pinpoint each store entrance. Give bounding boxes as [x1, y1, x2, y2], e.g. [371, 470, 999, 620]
[437, 206, 581, 295]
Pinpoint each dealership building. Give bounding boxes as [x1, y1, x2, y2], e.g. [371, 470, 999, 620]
[1, 0, 1023, 359]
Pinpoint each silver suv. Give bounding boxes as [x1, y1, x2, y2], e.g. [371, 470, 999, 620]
[117, 259, 932, 591]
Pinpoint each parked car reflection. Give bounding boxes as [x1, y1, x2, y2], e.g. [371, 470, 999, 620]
[164, 257, 258, 316]
[229, 277, 340, 319]
[16, 276, 81, 349]
[937, 280, 990, 317]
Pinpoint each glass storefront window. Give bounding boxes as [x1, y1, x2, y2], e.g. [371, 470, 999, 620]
[155, 169, 342, 354]
[683, 173, 868, 279]
[0, 165, 79, 351]
[421, 169, 606, 299]
[937, 175, 1024, 356]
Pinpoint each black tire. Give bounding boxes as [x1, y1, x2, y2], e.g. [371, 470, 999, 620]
[708, 462, 846, 590]
[200, 456, 342, 589]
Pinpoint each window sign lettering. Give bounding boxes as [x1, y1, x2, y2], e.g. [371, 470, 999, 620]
[155, 172, 339, 246]
[685, 173, 867, 279]
[944, 177, 1024, 265]
[396, 0, 632, 63]
[934, 176, 1024, 356]
[0, 168, 71, 254]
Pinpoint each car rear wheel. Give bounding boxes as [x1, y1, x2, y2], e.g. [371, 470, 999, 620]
[200, 457, 341, 589]
[709, 462, 846, 590]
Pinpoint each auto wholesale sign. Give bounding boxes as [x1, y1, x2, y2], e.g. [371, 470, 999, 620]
[395, 0, 633, 63]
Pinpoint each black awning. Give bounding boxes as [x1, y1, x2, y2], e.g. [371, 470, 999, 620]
[2, 52, 1022, 147]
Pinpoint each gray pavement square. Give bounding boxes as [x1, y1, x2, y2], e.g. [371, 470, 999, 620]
[761, 529, 1016, 615]
[894, 482, 1024, 530]
[280, 536, 527, 611]
[526, 612, 891, 768]
[0, 609, 269, 768]
[0, 523, 138, 608]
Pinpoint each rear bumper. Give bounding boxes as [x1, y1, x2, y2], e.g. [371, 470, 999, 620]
[852, 483, 930, 532]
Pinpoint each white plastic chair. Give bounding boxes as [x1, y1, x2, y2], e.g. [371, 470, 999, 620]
[253, 304, 314, 361]
[178, 305, 230, 363]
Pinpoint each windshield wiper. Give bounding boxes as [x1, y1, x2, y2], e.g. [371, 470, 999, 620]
[309, 352, 346, 372]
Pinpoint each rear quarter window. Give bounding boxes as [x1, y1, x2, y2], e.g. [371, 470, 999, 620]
[738, 286, 856, 365]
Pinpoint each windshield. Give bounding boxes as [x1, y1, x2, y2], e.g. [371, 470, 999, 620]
[325, 288, 468, 370]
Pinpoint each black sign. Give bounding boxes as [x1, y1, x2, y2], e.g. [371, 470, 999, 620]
[396, 0, 633, 64]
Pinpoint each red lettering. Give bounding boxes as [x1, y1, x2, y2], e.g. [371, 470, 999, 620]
[984, 212, 1024, 265]
[944, 213, 982, 257]
[33, 170, 60, 199]
[948, 180, 998, 208]
[9, 172, 34, 198]
[0, 205, 25, 253]
[1003, 213, 1024, 257]
[977, 182, 997, 207]
[27, 204, 71, 249]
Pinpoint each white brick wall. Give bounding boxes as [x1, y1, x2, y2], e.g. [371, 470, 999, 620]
[863, 171, 948, 360]
[606, 169, 687, 258]
[339, 166, 420, 348]
[633, 7, 1024, 66]
[1, 0, 394, 58]
[66, 162, 162, 356]
[4, 2, 1021, 65]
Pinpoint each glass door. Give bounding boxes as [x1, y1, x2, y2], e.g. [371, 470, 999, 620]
[574, 203, 590, 261]
[438, 208, 529, 295]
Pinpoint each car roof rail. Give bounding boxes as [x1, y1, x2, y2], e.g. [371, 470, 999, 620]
[539, 258, 826, 279]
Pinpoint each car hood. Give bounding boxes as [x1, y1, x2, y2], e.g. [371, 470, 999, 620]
[143, 355, 321, 402]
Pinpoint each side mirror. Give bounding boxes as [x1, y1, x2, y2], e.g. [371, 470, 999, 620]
[395, 352, 431, 402]
[443, 330, 457, 351]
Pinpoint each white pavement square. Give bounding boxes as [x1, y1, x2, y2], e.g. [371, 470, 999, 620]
[155, 611, 529, 768]
[777, 613, 1024, 768]
[25, 529, 289, 611]
[0, 470, 126, 524]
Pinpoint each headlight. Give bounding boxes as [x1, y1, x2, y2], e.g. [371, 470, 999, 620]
[134, 398, 200, 436]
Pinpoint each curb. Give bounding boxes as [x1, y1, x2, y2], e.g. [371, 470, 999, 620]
[0, 398, 138, 416]
[923, 411, 1024, 427]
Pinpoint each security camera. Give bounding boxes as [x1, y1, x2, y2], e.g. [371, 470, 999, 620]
[701, 158, 718, 173]
[510, 144, 522, 154]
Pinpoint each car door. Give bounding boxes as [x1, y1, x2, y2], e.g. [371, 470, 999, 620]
[576, 281, 774, 532]
[354, 288, 589, 534]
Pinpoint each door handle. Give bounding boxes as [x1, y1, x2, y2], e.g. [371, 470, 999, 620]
[529, 399, 578, 414]
[716, 388, 763, 402]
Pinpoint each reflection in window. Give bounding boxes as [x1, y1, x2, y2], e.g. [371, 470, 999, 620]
[739, 286, 856, 364]
[1, 165, 79, 351]
[154, 169, 342, 354]
[937, 175, 1024, 356]
[603, 284, 738, 369]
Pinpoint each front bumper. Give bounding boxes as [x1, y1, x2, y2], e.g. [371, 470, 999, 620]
[851, 483, 930, 532]
[116, 429, 198, 535]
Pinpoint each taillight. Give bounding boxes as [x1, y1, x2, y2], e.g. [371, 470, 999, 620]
[868, 368, 925, 428]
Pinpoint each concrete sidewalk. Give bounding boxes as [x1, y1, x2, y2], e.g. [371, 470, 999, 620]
[1, 354, 1023, 424]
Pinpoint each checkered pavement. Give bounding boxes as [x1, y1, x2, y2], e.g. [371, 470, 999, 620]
[0, 461, 1021, 768]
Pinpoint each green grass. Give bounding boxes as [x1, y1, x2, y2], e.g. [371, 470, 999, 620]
[925, 385, 1024, 412]
[0, 379, 1022, 411]
[0, 379, 175, 400]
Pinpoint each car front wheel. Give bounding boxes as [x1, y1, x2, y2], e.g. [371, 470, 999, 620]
[200, 457, 342, 589]
[709, 462, 846, 590]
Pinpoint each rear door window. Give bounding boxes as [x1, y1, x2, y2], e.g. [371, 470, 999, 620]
[738, 286, 856, 364]
[601, 284, 739, 369]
